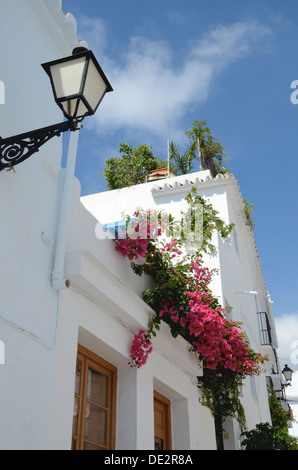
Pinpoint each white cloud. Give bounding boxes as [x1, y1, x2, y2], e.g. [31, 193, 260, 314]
[190, 21, 271, 66]
[275, 313, 298, 370]
[287, 370, 298, 399]
[77, 17, 271, 138]
[77, 15, 108, 57]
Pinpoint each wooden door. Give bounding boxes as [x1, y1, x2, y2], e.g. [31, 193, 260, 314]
[154, 391, 172, 450]
[72, 345, 117, 450]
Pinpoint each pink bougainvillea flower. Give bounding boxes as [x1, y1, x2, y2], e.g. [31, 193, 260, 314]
[114, 208, 267, 375]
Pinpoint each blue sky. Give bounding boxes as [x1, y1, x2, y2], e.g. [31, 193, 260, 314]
[61, 0, 298, 367]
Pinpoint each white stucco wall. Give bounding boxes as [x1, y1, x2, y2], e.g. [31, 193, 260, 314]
[0, 0, 279, 451]
[81, 170, 275, 448]
[0, 2, 218, 450]
[42, 177, 217, 450]
[46, 285, 217, 450]
[0, 0, 87, 450]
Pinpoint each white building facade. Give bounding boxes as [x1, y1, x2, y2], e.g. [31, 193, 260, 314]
[82, 170, 282, 449]
[0, 0, 285, 451]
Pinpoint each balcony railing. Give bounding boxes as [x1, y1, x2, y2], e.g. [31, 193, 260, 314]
[257, 311, 272, 346]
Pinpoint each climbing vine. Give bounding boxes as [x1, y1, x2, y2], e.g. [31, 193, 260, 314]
[243, 198, 256, 229]
[184, 187, 235, 253]
[268, 388, 292, 430]
[196, 366, 247, 433]
[113, 190, 268, 434]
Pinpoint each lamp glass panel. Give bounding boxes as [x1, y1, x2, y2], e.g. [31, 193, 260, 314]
[50, 56, 86, 99]
[83, 59, 108, 112]
[284, 369, 292, 382]
[61, 98, 89, 119]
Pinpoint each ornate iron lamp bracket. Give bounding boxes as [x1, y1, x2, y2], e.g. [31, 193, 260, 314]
[0, 120, 80, 172]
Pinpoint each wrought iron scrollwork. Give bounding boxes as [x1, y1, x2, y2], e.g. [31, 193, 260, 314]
[0, 120, 79, 172]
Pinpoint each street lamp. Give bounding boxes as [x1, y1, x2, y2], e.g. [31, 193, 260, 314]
[42, 47, 113, 121]
[274, 364, 294, 396]
[0, 47, 112, 171]
[0, 48, 112, 290]
[282, 364, 293, 386]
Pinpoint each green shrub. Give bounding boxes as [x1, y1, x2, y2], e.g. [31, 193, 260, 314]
[241, 422, 298, 450]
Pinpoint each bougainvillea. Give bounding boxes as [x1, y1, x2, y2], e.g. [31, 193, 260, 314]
[114, 208, 267, 376]
[114, 208, 166, 260]
[113, 200, 268, 433]
[129, 329, 153, 368]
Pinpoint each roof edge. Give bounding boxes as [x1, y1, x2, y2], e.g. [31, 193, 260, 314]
[29, 0, 88, 55]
